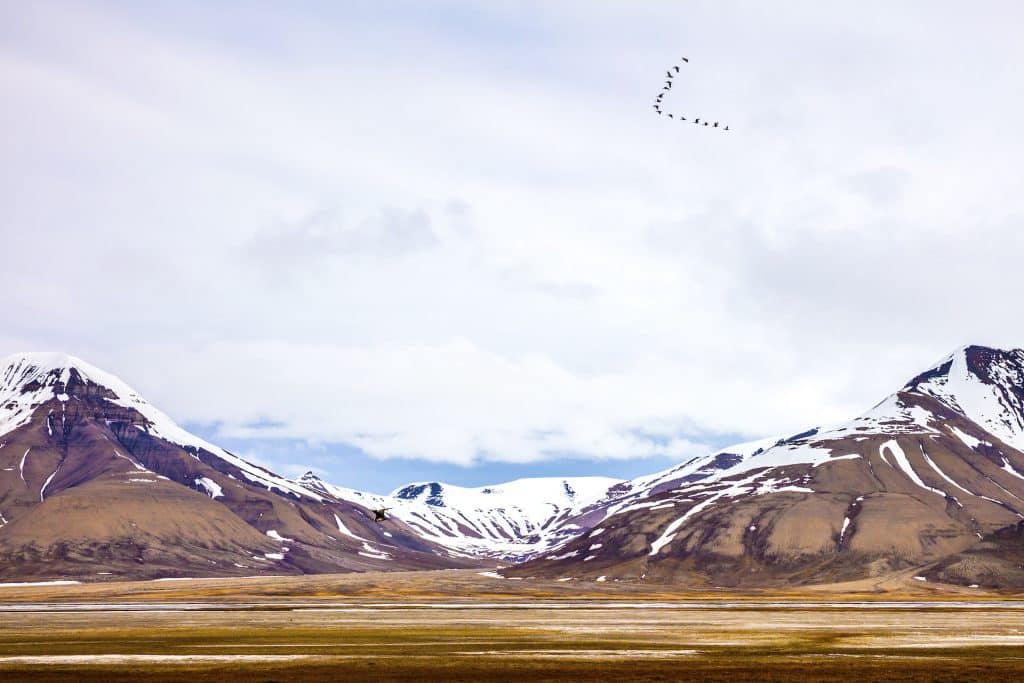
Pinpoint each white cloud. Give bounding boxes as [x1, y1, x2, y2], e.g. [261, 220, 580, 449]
[3, 1, 1024, 467]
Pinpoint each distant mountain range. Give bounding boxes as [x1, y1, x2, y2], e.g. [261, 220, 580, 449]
[3, 346, 1024, 588]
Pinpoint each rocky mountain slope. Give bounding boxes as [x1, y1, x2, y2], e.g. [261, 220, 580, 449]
[503, 345, 1024, 588]
[0, 353, 472, 580]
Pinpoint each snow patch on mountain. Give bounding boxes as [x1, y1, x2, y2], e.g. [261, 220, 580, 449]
[333, 513, 369, 542]
[195, 476, 224, 499]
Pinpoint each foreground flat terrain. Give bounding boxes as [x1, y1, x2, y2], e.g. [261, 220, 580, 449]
[2, 570, 1024, 681]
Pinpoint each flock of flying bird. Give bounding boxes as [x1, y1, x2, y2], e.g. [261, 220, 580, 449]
[653, 57, 729, 131]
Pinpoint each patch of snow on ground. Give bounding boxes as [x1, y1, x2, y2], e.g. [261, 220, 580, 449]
[477, 571, 504, 579]
[949, 426, 988, 450]
[649, 471, 765, 556]
[1001, 459, 1024, 482]
[333, 514, 368, 542]
[0, 580, 80, 587]
[18, 448, 29, 482]
[266, 530, 294, 543]
[195, 476, 224, 499]
[113, 450, 147, 472]
[358, 542, 391, 560]
[39, 462, 62, 501]
[546, 550, 580, 561]
[918, 445, 972, 495]
[880, 440, 945, 497]
[812, 453, 862, 467]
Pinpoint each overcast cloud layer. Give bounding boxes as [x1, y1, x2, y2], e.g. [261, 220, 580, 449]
[3, 1, 1023, 479]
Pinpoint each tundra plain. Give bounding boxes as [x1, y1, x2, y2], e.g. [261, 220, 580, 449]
[2, 570, 1024, 681]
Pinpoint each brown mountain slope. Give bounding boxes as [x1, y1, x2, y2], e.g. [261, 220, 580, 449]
[0, 353, 473, 580]
[505, 345, 1024, 588]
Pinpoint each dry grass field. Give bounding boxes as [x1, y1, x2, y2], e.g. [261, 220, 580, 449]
[2, 569, 1024, 681]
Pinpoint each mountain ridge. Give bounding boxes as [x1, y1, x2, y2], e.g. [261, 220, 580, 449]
[5, 345, 1024, 588]
[0, 352, 474, 580]
[501, 344, 1024, 588]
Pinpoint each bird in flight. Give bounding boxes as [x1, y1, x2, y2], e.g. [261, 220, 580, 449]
[651, 56, 729, 132]
[647, 56, 729, 132]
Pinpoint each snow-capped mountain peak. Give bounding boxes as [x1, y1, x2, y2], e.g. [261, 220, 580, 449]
[904, 345, 1024, 451]
[389, 477, 615, 510]
[299, 474, 622, 560]
[0, 352, 318, 501]
[501, 344, 1024, 584]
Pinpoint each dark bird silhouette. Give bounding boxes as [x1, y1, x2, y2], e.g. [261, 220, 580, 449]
[724, 125, 730, 131]
[668, 113, 674, 119]
[713, 122, 719, 128]
[373, 508, 391, 523]
[703, 122, 709, 126]
[694, 118, 700, 124]
[673, 66, 680, 72]
[666, 71, 674, 78]
[679, 116, 686, 121]
[681, 57, 689, 62]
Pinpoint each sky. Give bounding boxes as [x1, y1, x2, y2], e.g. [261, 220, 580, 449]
[3, 1, 1024, 493]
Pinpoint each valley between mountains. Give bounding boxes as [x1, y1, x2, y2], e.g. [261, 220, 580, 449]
[3, 345, 1024, 589]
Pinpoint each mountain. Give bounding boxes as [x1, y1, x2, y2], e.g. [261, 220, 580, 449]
[6, 345, 1024, 589]
[504, 345, 1024, 588]
[0, 352, 471, 580]
[296, 473, 621, 560]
